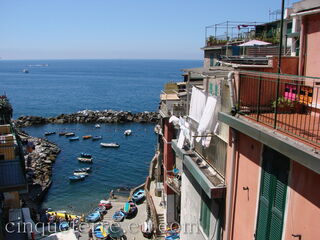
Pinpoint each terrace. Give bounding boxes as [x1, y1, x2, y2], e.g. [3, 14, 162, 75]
[236, 71, 320, 149]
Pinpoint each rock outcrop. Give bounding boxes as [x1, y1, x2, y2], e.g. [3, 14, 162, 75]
[14, 110, 160, 127]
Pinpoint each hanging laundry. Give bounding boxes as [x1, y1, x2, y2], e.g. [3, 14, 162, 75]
[189, 87, 206, 123]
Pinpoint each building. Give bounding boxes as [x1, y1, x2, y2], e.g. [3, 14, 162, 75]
[150, 1, 320, 239]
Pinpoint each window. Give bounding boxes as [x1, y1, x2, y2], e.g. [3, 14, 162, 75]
[287, 22, 293, 34]
[200, 195, 211, 237]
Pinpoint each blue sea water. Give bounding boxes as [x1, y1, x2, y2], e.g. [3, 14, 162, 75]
[0, 59, 201, 214]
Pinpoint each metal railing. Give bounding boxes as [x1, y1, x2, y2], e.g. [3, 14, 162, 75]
[237, 71, 320, 147]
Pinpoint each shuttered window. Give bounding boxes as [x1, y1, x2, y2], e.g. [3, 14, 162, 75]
[256, 146, 289, 240]
[200, 196, 211, 237]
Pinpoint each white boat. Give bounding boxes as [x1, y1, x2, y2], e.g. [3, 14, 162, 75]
[22, 69, 29, 73]
[78, 157, 93, 163]
[95, 124, 101, 128]
[124, 129, 132, 136]
[100, 142, 120, 148]
[73, 172, 88, 176]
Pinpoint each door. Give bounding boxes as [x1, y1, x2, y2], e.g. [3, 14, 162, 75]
[255, 146, 290, 240]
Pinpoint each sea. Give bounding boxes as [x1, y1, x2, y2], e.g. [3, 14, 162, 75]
[0, 59, 202, 214]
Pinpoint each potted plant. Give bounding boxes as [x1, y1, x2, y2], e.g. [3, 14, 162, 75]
[272, 96, 307, 114]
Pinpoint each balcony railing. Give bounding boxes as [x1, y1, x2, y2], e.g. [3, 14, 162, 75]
[237, 71, 320, 148]
[166, 170, 181, 194]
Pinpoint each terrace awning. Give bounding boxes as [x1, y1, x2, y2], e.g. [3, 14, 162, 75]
[238, 40, 272, 47]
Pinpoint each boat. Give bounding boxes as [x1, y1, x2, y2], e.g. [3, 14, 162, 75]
[123, 201, 137, 218]
[65, 132, 75, 137]
[98, 200, 112, 209]
[80, 153, 92, 158]
[74, 167, 92, 173]
[59, 221, 69, 231]
[69, 137, 79, 141]
[44, 131, 56, 136]
[46, 211, 81, 220]
[94, 206, 107, 215]
[100, 142, 120, 148]
[92, 136, 102, 141]
[106, 224, 126, 239]
[22, 69, 29, 73]
[69, 175, 85, 182]
[85, 211, 101, 223]
[94, 224, 108, 239]
[77, 157, 93, 163]
[124, 129, 132, 136]
[82, 135, 92, 139]
[132, 189, 145, 203]
[112, 211, 125, 222]
[95, 124, 101, 128]
[141, 219, 153, 238]
[73, 171, 88, 176]
[58, 132, 67, 136]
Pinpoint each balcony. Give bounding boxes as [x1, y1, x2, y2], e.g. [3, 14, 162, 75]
[166, 169, 181, 195]
[237, 71, 320, 149]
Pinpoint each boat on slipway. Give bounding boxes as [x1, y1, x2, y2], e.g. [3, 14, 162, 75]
[100, 142, 120, 148]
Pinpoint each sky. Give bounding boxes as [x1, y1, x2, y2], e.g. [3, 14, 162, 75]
[0, 0, 295, 60]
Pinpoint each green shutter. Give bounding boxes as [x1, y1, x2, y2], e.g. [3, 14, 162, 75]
[256, 147, 289, 240]
[210, 55, 214, 67]
[200, 197, 210, 236]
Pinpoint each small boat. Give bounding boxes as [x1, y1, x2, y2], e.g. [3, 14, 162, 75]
[124, 129, 132, 136]
[78, 157, 93, 163]
[99, 200, 112, 209]
[80, 153, 92, 158]
[58, 132, 67, 136]
[69, 136, 79, 141]
[65, 132, 75, 137]
[69, 175, 85, 182]
[22, 69, 29, 73]
[82, 135, 92, 139]
[141, 219, 153, 238]
[73, 171, 88, 176]
[112, 211, 125, 222]
[95, 124, 101, 128]
[92, 136, 102, 141]
[59, 221, 69, 231]
[94, 206, 107, 215]
[106, 223, 126, 239]
[74, 167, 92, 173]
[100, 142, 120, 148]
[94, 224, 108, 239]
[46, 211, 81, 220]
[44, 131, 56, 136]
[132, 189, 145, 203]
[123, 201, 137, 218]
[85, 211, 101, 223]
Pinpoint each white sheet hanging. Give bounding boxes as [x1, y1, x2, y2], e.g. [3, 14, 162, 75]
[196, 96, 218, 145]
[177, 130, 185, 149]
[189, 87, 206, 123]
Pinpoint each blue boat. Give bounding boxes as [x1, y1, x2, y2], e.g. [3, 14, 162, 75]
[59, 221, 69, 231]
[112, 211, 125, 222]
[69, 136, 79, 141]
[92, 136, 102, 141]
[132, 189, 145, 203]
[94, 224, 108, 239]
[69, 175, 85, 182]
[94, 206, 107, 215]
[80, 152, 92, 158]
[86, 211, 101, 223]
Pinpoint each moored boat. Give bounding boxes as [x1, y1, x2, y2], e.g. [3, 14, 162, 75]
[78, 157, 93, 163]
[95, 124, 101, 128]
[92, 136, 102, 141]
[22, 69, 29, 73]
[85, 211, 101, 223]
[69, 175, 85, 182]
[58, 132, 67, 136]
[100, 142, 120, 148]
[112, 210, 125, 222]
[80, 152, 92, 158]
[44, 131, 56, 136]
[73, 171, 88, 176]
[74, 167, 92, 173]
[132, 189, 145, 203]
[69, 136, 79, 141]
[65, 132, 75, 137]
[124, 129, 132, 136]
[82, 135, 92, 139]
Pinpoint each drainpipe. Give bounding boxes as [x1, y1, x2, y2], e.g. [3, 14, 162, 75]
[227, 71, 236, 115]
[225, 71, 237, 240]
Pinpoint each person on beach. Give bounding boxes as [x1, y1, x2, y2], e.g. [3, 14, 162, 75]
[109, 189, 114, 199]
[88, 228, 93, 240]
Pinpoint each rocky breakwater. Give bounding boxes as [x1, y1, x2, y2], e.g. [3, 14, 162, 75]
[21, 133, 60, 210]
[14, 109, 160, 127]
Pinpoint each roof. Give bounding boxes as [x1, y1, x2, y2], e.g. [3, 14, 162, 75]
[0, 160, 26, 192]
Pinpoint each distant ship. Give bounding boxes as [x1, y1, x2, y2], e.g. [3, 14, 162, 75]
[22, 69, 29, 73]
